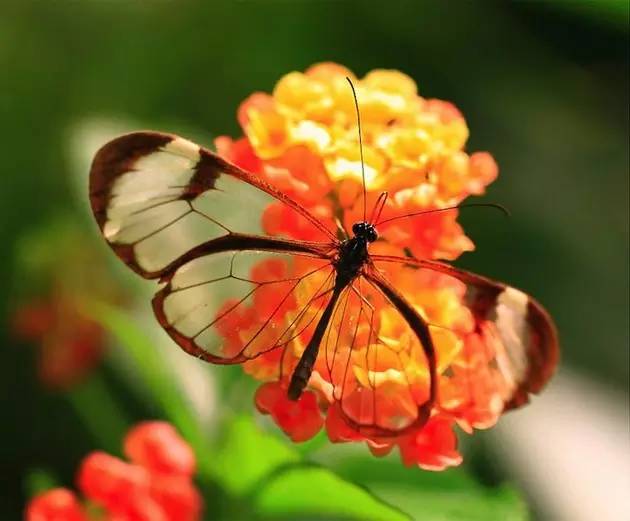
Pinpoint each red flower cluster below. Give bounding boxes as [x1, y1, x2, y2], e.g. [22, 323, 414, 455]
[25, 422, 202, 521]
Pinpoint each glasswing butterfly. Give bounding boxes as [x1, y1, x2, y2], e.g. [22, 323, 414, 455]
[88, 80, 558, 438]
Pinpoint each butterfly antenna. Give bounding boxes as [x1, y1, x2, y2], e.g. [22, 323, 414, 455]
[346, 77, 367, 222]
[375, 202, 510, 227]
[369, 191, 389, 224]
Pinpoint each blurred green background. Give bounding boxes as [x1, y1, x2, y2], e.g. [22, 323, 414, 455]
[1, 1, 628, 520]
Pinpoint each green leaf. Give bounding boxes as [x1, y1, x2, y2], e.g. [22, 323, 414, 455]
[254, 465, 410, 521]
[321, 452, 529, 521]
[369, 483, 528, 521]
[330, 451, 478, 491]
[213, 416, 299, 495]
[24, 468, 59, 497]
[87, 302, 213, 475]
[67, 373, 129, 455]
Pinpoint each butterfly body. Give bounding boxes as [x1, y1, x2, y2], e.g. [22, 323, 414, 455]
[288, 221, 377, 400]
[335, 223, 376, 283]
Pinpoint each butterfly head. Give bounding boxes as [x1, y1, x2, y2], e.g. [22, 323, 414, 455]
[352, 221, 378, 243]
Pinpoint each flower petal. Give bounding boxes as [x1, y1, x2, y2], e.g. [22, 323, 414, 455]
[25, 488, 87, 521]
[255, 381, 324, 442]
[124, 421, 196, 477]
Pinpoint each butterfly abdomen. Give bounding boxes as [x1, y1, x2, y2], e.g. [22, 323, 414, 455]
[288, 284, 344, 400]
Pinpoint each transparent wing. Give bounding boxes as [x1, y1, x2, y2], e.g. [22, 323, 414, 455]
[153, 251, 336, 364]
[89, 131, 337, 279]
[300, 271, 437, 437]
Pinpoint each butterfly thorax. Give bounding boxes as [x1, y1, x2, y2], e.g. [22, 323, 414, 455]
[334, 221, 378, 287]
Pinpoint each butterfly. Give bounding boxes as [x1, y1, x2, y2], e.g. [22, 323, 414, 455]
[88, 89, 558, 438]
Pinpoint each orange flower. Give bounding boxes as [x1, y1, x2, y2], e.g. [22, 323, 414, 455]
[220, 63, 496, 253]
[397, 415, 463, 470]
[216, 63, 501, 470]
[255, 381, 324, 442]
[25, 421, 202, 521]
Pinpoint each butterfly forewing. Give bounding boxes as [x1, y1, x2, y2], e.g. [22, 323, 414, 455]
[89, 132, 336, 279]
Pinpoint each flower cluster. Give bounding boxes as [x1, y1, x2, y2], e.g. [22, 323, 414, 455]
[25, 422, 202, 521]
[217, 63, 497, 260]
[216, 63, 502, 470]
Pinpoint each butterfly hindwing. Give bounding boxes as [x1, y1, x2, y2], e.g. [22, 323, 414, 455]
[153, 250, 336, 364]
[371, 254, 559, 423]
[315, 272, 436, 437]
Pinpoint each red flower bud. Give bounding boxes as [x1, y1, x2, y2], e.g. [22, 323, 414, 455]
[149, 474, 203, 521]
[25, 488, 87, 521]
[77, 452, 150, 512]
[123, 421, 196, 477]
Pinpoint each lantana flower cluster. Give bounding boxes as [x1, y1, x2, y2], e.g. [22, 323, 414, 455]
[26, 422, 202, 521]
[216, 63, 501, 470]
